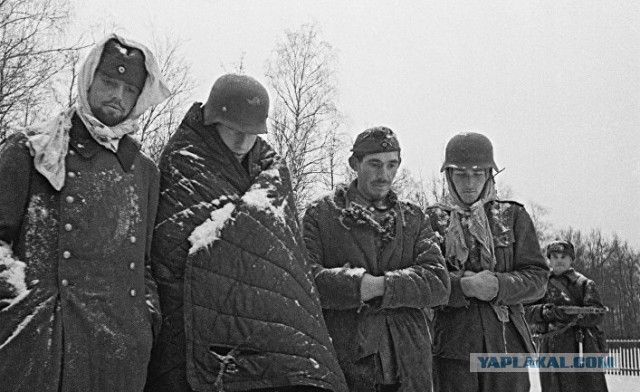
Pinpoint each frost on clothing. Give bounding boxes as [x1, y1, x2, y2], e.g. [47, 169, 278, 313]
[0, 242, 30, 310]
[188, 168, 288, 254]
[302, 183, 451, 392]
[146, 103, 347, 392]
[0, 117, 161, 392]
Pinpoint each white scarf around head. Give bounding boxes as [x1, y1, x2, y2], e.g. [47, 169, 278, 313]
[22, 33, 170, 191]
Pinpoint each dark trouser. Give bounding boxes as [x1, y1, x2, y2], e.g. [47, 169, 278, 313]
[376, 384, 401, 392]
[540, 371, 608, 392]
[433, 357, 529, 392]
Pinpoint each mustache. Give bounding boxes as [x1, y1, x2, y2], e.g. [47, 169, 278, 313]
[102, 100, 124, 111]
[372, 181, 390, 186]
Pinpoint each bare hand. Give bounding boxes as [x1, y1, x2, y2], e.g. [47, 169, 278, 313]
[461, 270, 499, 301]
[360, 273, 386, 301]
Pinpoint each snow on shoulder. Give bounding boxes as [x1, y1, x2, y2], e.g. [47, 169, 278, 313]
[187, 168, 288, 255]
[177, 148, 203, 161]
[0, 241, 31, 310]
[188, 200, 236, 255]
[241, 187, 286, 223]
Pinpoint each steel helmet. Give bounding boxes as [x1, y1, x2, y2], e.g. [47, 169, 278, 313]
[440, 132, 499, 172]
[203, 74, 269, 134]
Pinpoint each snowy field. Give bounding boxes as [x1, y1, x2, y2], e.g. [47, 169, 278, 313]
[528, 369, 640, 391]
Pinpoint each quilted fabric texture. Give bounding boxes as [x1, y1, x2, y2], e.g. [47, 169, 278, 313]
[146, 103, 346, 392]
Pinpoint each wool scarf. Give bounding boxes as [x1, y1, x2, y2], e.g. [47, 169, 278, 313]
[444, 169, 498, 272]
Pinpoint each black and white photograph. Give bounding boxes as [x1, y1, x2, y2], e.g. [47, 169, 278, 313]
[1, 1, 638, 391]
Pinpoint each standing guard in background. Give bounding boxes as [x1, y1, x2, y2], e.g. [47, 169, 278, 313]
[0, 34, 170, 392]
[303, 126, 450, 392]
[427, 132, 549, 392]
[525, 240, 609, 392]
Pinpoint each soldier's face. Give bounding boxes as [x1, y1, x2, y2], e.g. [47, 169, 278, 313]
[217, 124, 257, 159]
[352, 151, 400, 201]
[88, 72, 141, 126]
[450, 168, 488, 205]
[549, 253, 572, 275]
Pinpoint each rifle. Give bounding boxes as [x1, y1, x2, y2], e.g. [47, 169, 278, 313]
[534, 306, 608, 355]
[557, 306, 609, 315]
[555, 306, 608, 356]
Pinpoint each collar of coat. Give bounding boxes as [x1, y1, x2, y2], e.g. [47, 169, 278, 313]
[69, 113, 140, 172]
[332, 181, 418, 230]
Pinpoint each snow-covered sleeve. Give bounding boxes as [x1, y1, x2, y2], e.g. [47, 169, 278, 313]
[380, 207, 450, 309]
[0, 135, 32, 308]
[494, 205, 550, 306]
[302, 204, 365, 310]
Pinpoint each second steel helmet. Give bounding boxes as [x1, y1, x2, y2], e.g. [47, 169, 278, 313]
[203, 74, 269, 134]
[440, 132, 499, 172]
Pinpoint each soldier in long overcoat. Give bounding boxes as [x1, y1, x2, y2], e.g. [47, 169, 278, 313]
[0, 34, 170, 392]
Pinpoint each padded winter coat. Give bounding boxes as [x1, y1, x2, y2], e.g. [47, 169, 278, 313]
[0, 115, 161, 392]
[145, 103, 347, 392]
[303, 183, 450, 392]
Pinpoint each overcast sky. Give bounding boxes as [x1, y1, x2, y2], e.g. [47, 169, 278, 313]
[69, 0, 640, 248]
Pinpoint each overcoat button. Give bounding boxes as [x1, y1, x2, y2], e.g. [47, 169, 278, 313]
[62, 250, 71, 259]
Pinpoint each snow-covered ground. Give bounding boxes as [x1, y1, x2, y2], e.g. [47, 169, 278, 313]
[528, 369, 640, 391]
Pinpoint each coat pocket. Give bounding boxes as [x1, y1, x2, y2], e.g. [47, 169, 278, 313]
[493, 229, 515, 272]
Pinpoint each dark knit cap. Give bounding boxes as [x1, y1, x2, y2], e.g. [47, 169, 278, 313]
[546, 240, 575, 259]
[95, 39, 147, 90]
[351, 126, 401, 155]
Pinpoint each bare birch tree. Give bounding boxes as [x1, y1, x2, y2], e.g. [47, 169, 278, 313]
[391, 169, 449, 209]
[265, 23, 346, 211]
[137, 33, 197, 161]
[528, 201, 554, 245]
[0, 0, 84, 140]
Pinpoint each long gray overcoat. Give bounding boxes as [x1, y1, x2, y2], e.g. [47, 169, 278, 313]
[0, 115, 160, 392]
